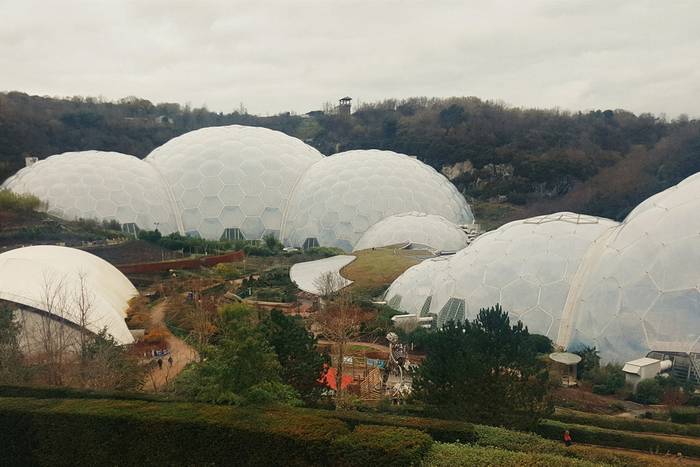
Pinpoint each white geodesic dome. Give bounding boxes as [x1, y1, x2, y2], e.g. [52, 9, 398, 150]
[0, 246, 136, 345]
[1, 151, 180, 234]
[353, 212, 469, 252]
[560, 173, 700, 363]
[385, 256, 451, 315]
[281, 150, 474, 252]
[390, 212, 618, 340]
[146, 125, 323, 240]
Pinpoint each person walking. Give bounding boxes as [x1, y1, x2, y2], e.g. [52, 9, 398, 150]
[168, 355, 173, 367]
[563, 430, 572, 447]
[157, 358, 163, 370]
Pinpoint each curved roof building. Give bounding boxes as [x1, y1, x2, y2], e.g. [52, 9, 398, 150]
[146, 125, 323, 240]
[560, 173, 700, 362]
[0, 246, 136, 345]
[281, 150, 474, 252]
[388, 212, 618, 340]
[353, 212, 469, 252]
[1, 151, 180, 235]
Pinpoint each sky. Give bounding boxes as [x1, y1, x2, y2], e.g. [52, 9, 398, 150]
[1, 0, 699, 117]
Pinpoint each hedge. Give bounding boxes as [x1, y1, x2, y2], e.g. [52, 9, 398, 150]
[474, 424, 683, 466]
[423, 443, 598, 467]
[331, 425, 433, 467]
[317, 409, 477, 444]
[670, 407, 700, 425]
[0, 384, 180, 403]
[0, 397, 350, 466]
[537, 419, 700, 458]
[554, 408, 700, 437]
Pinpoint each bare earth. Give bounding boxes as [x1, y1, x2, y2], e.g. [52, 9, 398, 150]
[145, 301, 199, 391]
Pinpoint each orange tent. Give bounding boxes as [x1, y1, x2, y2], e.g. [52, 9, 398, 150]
[321, 367, 353, 390]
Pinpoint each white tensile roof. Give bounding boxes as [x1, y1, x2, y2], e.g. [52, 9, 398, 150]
[0, 246, 136, 344]
[289, 255, 355, 295]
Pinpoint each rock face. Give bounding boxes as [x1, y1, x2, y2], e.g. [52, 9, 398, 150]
[441, 161, 474, 181]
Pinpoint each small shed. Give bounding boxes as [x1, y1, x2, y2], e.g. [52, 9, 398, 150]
[549, 352, 582, 387]
[622, 357, 672, 392]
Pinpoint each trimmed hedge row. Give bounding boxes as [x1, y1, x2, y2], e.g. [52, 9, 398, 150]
[474, 424, 682, 466]
[554, 408, 700, 437]
[537, 419, 700, 458]
[670, 407, 700, 425]
[317, 409, 477, 444]
[0, 397, 433, 466]
[423, 443, 599, 467]
[331, 425, 433, 467]
[0, 384, 179, 403]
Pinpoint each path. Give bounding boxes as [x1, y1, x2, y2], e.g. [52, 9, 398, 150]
[145, 301, 199, 391]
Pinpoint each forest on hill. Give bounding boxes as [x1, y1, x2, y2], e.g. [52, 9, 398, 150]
[1, 91, 699, 223]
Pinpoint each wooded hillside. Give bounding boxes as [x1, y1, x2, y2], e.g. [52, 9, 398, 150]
[2, 91, 699, 224]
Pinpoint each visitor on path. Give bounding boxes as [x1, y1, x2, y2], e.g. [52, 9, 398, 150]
[563, 430, 572, 447]
[168, 356, 173, 367]
[157, 358, 163, 370]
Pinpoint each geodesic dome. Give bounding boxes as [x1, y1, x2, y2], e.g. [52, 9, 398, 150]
[0, 246, 136, 345]
[391, 212, 618, 340]
[146, 125, 323, 240]
[353, 212, 469, 252]
[385, 256, 451, 315]
[1, 151, 180, 235]
[281, 150, 474, 252]
[561, 173, 700, 362]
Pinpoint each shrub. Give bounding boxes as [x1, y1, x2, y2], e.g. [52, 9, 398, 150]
[331, 424, 432, 467]
[670, 407, 700, 425]
[590, 363, 625, 395]
[423, 443, 597, 467]
[635, 378, 664, 404]
[324, 410, 477, 444]
[553, 407, 700, 437]
[0, 189, 43, 212]
[0, 397, 349, 466]
[537, 419, 700, 458]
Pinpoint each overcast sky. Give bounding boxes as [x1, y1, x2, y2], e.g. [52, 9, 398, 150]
[2, 0, 699, 117]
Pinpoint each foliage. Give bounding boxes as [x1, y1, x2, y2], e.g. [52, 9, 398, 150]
[0, 396, 349, 466]
[635, 378, 664, 405]
[79, 328, 144, 391]
[260, 310, 329, 405]
[527, 334, 553, 354]
[553, 408, 700, 437]
[537, 418, 700, 458]
[174, 304, 300, 406]
[413, 304, 553, 430]
[0, 189, 43, 212]
[0, 305, 27, 385]
[589, 363, 625, 395]
[670, 407, 700, 424]
[423, 443, 598, 467]
[330, 424, 433, 467]
[572, 345, 600, 380]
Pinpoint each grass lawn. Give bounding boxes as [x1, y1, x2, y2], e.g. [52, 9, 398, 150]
[341, 246, 424, 290]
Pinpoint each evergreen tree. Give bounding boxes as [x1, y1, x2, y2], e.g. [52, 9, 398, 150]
[413, 304, 552, 430]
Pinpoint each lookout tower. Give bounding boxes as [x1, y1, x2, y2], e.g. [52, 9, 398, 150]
[338, 96, 352, 115]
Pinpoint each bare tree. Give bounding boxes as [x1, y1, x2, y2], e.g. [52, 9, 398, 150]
[313, 271, 347, 300]
[37, 273, 73, 385]
[73, 271, 95, 384]
[313, 283, 362, 407]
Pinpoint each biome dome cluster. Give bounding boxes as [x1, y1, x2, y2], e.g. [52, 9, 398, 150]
[281, 150, 474, 252]
[388, 195, 700, 363]
[0, 246, 136, 346]
[1, 127, 473, 250]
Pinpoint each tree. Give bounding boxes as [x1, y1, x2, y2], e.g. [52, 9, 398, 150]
[413, 304, 553, 430]
[81, 328, 143, 390]
[261, 309, 329, 405]
[0, 304, 26, 384]
[573, 345, 601, 380]
[438, 104, 465, 134]
[313, 287, 362, 407]
[174, 303, 300, 405]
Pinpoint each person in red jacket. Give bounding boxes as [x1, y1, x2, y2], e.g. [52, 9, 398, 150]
[563, 430, 572, 447]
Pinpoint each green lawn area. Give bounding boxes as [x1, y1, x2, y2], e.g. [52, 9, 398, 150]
[341, 246, 423, 290]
